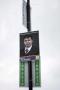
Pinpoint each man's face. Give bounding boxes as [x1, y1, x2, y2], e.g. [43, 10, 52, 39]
[24, 37, 33, 48]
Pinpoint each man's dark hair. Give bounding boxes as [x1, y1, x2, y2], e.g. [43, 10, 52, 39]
[23, 34, 33, 40]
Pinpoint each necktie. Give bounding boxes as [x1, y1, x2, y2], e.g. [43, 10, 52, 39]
[25, 49, 28, 54]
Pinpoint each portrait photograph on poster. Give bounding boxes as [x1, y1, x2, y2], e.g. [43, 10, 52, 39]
[20, 31, 40, 61]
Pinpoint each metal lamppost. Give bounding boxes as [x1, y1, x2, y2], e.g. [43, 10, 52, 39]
[26, 0, 33, 90]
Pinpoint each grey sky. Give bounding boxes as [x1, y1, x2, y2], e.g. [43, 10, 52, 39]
[0, 0, 60, 90]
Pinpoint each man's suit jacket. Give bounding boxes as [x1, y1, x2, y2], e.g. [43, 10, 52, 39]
[20, 45, 39, 57]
